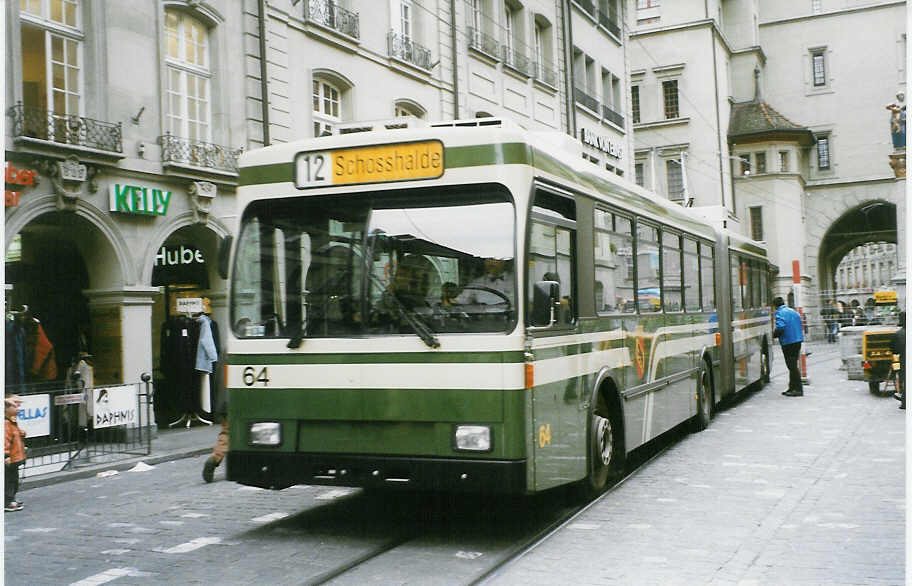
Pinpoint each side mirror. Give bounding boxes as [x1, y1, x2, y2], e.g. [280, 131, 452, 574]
[531, 280, 560, 327]
[217, 235, 233, 280]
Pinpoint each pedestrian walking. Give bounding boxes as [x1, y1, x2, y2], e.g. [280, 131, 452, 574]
[202, 354, 227, 484]
[822, 300, 839, 343]
[773, 296, 804, 397]
[890, 311, 905, 410]
[5, 395, 27, 511]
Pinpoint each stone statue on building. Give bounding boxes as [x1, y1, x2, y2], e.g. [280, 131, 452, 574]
[886, 92, 906, 149]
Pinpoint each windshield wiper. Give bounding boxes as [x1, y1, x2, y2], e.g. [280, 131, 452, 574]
[381, 289, 440, 349]
[367, 275, 440, 348]
[361, 228, 439, 348]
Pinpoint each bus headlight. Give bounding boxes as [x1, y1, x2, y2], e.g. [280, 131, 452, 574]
[454, 425, 492, 452]
[249, 422, 282, 446]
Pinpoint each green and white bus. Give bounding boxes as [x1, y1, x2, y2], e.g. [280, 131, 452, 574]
[225, 118, 773, 495]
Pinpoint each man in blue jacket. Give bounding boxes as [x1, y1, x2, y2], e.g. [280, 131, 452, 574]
[773, 296, 804, 396]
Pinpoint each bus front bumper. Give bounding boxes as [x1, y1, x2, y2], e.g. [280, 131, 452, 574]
[227, 451, 527, 493]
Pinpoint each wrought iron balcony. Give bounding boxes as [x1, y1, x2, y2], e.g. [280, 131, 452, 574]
[534, 61, 558, 87]
[159, 133, 241, 174]
[387, 31, 433, 70]
[574, 87, 599, 112]
[7, 102, 122, 154]
[467, 27, 500, 58]
[303, 0, 360, 39]
[503, 46, 533, 76]
[602, 104, 625, 127]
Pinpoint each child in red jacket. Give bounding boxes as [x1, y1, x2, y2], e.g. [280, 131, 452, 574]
[5, 396, 27, 512]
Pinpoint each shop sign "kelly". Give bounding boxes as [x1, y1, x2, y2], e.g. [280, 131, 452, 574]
[109, 183, 172, 215]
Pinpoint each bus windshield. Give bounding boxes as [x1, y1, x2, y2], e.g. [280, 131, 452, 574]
[230, 184, 516, 340]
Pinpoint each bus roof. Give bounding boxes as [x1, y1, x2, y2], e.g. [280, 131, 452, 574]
[238, 118, 723, 243]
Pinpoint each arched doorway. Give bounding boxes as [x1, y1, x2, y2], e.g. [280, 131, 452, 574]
[148, 221, 228, 427]
[816, 201, 898, 327]
[5, 210, 125, 387]
[818, 201, 897, 294]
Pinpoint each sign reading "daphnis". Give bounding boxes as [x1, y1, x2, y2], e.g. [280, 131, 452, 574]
[109, 183, 172, 216]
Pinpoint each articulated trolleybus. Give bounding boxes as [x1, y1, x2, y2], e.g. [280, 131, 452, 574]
[225, 117, 772, 495]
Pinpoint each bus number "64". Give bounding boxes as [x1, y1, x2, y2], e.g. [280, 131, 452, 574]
[242, 366, 270, 387]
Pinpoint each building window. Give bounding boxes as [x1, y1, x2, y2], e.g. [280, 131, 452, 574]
[636, 0, 660, 25]
[164, 9, 211, 142]
[400, 0, 413, 39]
[739, 154, 751, 175]
[19, 0, 83, 128]
[755, 152, 766, 174]
[779, 151, 789, 172]
[662, 79, 679, 119]
[635, 162, 644, 186]
[816, 135, 831, 169]
[749, 206, 763, 241]
[394, 101, 424, 119]
[313, 79, 341, 136]
[811, 49, 826, 87]
[666, 159, 683, 201]
[631, 85, 640, 123]
[503, 4, 514, 55]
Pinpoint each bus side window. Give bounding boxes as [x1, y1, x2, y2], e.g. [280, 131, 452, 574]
[731, 254, 744, 312]
[528, 220, 576, 327]
[594, 209, 635, 314]
[683, 238, 700, 312]
[700, 241, 715, 311]
[662, 231, 682, 312]
[529, 190, 577, 327]
[636, 222, 660, 312]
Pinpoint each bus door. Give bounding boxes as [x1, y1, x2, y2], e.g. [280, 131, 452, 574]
[527, 189, 583, 491]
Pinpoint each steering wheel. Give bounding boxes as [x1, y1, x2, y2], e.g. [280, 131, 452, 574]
[458, 285, 512, 311]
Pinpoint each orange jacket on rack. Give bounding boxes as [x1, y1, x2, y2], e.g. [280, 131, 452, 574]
[5, 416, 27, 464]
[29, 323, 57, 381]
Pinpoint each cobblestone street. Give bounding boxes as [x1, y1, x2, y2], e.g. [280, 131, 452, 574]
[487, 341, 906, 585]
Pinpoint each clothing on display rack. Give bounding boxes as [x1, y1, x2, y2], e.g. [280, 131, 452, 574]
[159, 311, 221, 423]
[5, 307, 57, 387]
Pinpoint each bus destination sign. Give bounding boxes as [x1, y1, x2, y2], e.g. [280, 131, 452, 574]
[294, 140, 444, 189]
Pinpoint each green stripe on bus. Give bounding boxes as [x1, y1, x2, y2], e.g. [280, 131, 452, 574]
[227, 351, 525, 365]
[238, 143, 532, 186]
[239, 162, 293, 186]
[444, 143, 531, 168]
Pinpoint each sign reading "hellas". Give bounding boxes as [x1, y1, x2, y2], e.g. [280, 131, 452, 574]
[109, 183, 172, 215]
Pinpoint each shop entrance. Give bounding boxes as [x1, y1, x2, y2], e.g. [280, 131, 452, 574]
[151, 224, 224, 429]
[5, 213, 94, 389]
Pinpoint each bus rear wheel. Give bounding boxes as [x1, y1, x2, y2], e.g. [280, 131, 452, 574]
[691, 364, 712, 432]
[586, 392, 624, 495]
[761, 343, 771, 383]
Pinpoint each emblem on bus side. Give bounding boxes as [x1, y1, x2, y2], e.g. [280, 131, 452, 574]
[537, 424, 552, 448]
[635, 337, 647, 380]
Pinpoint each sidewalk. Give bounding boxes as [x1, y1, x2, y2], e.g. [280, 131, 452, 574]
[486, 340, 906, 585]
[20, 421, 220, 490]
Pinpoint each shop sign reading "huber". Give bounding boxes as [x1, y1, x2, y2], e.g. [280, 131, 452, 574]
[109, 183, 172, 215]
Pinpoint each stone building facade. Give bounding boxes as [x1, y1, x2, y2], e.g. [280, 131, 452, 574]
[4, 0, 633, 420]
[626, 0, 906, 326]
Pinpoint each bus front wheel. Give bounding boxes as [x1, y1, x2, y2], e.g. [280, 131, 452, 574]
[586, 391, 624, 495]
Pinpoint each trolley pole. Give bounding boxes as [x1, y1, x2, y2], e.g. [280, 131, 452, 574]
[793, 260, 809, 384]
